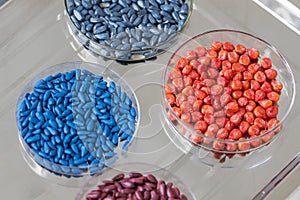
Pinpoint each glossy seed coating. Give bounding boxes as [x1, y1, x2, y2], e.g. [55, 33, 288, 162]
[85, 173, 189, 200]
[66, 0, 190, 59]
[17, 69, 137, 176]
[165, 41, 283, 156]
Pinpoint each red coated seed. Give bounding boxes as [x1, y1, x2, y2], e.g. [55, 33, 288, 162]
[207, 68, 219, 78]
[228, 51, 239, 63]
[229, 129, 242, 140]
[176, 58, 189, 69]
[198, 56, 210, 67]
[267, 91, 280, 102]
[182, 86, 194, 96]
[185, 50, 197, 60]
[207, 49, 218, 58]
[223, 41, 235, 51]
[172, 77, 184, 91]
[169, 68, 182, 79]
[265, 68, 277, 80]
[195, 46, 207, 57]
[254, 118, 266, 129]
[261, 82, 273, 93]
[176, 93, 186, 106]
[239, 54, 251, 66]
[232, 63, 246, 73]
[247, 48, 260, 59]
[253, 106, 266, 119]
[210, 58, 222, 68]
[246, 100, 256, 112]
[180, 101, 193, 113]
[254, 71, 266, 83]
[258, 99, 273, 109]
[194, 120, 208, 133]
[250, 135, 263, 147]
[261, 57, 272, 69]
[248, 63, 260, 74]
[255, 90, 266, 102]
[213, 141, 225, 150]
[250, 80, 260, 91]
[235, 44, 246, 54]
[266, 106, 278, 118]
[182, 65, 192, 75]
[238, 137, 251, 151]
[166, 40, 283, 158]
[211, 84, 223, 96]
[239, 121, 250, 134]
[211, 41, 223, 51]
[271, 80, 283, 92]
[166, 94, 175, 106]
[208, 123, 220, 133]
[218, 49, 228, 60]
[230, 113, 243, 125]
[244, 112, 255, 124]
[190, 59, 200, 69]
[165, 83, 176, 94]
[216, 128, 229, 139]
[238, 97, 248, 107]
[190, 133, 203, 143]
[188, 70, 199, 79]
[248, 124, 260, 136]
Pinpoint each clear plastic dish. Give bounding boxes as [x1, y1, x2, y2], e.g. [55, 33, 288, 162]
[64, 0, 193, 61]
[15, 61, 140, 186]
[163, 30, 296, 164]
[76, 162, 196, 200]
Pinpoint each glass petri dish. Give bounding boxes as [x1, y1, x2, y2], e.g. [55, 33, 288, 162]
[163, 30, 296, 166]
[76, 162, 196, 200]
[64, 0, 193, 61]
[15, 61, 140, 186]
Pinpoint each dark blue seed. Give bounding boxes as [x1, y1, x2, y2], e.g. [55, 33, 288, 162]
[148, 14, 156, 24]
[116, 31, 127, 39]
[73, 9, 84, 21]
[95, 32, 109, 40]
[133, 16, 142, 26]
[149, 0, 158, 7]
[180, 3, 189, 14]
[129, 14, 137, 23]
[161, 4, 173, 12]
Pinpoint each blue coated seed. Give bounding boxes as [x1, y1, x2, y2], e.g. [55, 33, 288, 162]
[18, 69, 137, 176]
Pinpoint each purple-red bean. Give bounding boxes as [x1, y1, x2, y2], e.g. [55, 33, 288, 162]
[85, 173, 189, 200]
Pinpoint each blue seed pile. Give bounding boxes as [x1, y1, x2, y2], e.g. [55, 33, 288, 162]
[17, 69, 137, 176]
[66, 0, 190, 59]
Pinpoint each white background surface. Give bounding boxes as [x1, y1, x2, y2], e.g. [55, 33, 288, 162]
[1, 0, 300, 199]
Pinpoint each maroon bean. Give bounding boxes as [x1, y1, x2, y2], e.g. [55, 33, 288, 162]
[115, 192, 127, 198]
[146, 174, 158, 184]
[150, 190, 159, 200]
[86, 191, 101, 199]
[112, 173, 125, 181]
[130, 177, 145, 185]
[103, 184, 117, 192]
[120, 181, 135, 189]
[144, 182, 156, 190]
[121, 188, 135, 194]
[135, 190, 143, 200]
[158, 181, 166, 196]
[114, 181, 122, 191]
[173, 187, 181, 197]
[129, 172, 143, 178]
[167, 187, 177, 198]
[144, 191, 150, 200]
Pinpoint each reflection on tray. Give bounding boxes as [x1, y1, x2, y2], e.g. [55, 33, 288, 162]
[253, 152, 300, 199]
